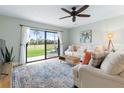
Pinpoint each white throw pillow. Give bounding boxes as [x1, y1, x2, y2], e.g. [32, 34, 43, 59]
[100, 52, 124, 75]
[68, 45, 72, 51]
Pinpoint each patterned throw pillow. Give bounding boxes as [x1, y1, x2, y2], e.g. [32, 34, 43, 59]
[89, 52, 108, 68]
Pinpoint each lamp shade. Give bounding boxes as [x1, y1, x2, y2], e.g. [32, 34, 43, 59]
[107, 32, 113, 40]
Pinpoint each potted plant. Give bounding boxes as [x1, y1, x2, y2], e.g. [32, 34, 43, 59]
[0, 46, 15, 75]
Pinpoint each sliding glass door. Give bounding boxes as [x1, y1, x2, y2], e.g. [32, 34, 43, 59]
[46, 32, 59, 58]
[27, 30, 45, 62]
[26, 29, 59, 62]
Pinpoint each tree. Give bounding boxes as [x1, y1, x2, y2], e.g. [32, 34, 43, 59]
[33, 31, 40, 45]
[30, 38, 36, 45]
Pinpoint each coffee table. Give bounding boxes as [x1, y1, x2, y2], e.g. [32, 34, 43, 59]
[59, 55, 66, 62]
[59, 55, 80, 66]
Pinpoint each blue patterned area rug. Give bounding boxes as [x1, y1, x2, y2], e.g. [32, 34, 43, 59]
[12, 59, 74, 88]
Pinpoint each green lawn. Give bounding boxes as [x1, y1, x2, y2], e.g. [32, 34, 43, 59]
[27, 44, 57, 57]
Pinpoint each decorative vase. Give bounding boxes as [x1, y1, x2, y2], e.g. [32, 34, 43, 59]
[2, 63, 12, 75]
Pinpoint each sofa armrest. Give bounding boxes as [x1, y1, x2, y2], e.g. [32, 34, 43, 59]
[78, 65, 124, 87]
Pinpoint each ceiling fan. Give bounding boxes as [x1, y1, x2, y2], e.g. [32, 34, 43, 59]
[59, 5, 90, 22]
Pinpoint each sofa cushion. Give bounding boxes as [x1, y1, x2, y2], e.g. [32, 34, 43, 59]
[72, 64, 82, 79]
[82, 51, 91, 64]
[89, 51, 108, 68]
[101, 52, 124, 75]
[95, 45, 107, 52]
[72, 45, 80, 52]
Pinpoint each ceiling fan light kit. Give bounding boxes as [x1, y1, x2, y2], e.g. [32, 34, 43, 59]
[60, 5, 91, 22]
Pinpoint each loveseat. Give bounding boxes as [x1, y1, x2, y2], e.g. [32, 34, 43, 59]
[64, 44, 92, 61]
[72, 50, 124, 88]
[64, 45, 81, 57]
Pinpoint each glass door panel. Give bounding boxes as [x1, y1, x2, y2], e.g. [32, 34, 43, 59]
[27, 30, 45, 62]
[46, 32, 58, 58]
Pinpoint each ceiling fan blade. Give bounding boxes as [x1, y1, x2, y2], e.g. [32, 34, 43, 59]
[61, 8, 71, 14]
[72, 16, 76, 22]
[77, 14, 90, 17]
[59, 16, 72, 19]
[76, 5, 89, 14]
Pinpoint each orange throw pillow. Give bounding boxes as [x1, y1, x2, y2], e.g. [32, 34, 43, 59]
[82, 51, 91, 64]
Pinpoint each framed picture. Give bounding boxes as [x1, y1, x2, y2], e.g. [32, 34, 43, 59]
[80, 30, 92, 43]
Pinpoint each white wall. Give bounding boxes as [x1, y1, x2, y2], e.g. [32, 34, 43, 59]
[0, 15, 69, 64]
[69, 15, 124, 50]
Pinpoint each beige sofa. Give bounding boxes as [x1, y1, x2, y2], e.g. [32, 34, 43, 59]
[73, 64, 124, 88]
[72, 45, 124, 88]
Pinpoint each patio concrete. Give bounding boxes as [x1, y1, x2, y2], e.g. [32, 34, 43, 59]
[27, 53, 58, 62]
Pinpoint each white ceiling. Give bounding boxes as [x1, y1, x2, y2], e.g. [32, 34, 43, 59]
[0, 5, 124, 29]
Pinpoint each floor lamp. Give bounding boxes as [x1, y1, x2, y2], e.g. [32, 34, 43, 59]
[107, 33, 115, 52]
